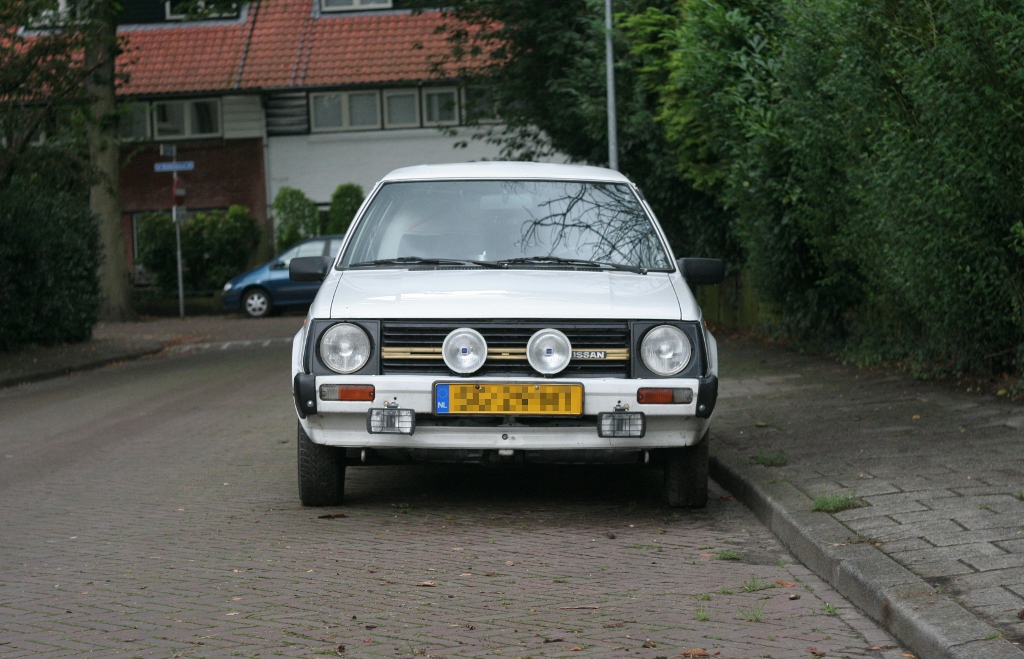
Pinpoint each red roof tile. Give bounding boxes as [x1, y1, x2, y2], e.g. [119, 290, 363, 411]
[117, 1, 455, 96]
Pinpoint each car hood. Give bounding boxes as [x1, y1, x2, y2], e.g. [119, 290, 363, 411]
[325, 269, 685, 320]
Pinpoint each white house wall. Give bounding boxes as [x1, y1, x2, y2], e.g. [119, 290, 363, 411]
[266, 127, 504, 204]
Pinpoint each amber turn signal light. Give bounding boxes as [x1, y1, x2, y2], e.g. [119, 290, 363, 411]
[319, 384, 375, 401]
[637, 387, 694, 404]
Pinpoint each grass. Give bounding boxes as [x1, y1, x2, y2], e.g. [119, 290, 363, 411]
[823, 603, 837, 615]
[750, 450, 788, 467]
[695, 606, 709, 622]
[692, 593, 712, 601]
[738, 602, 765, 622]
[1014, 491, 1024, 501]
[715, 588, 734, 595]
[812, 493, 868, 513]
[742, 575, 775, 592]
[716, 549, 743, 561]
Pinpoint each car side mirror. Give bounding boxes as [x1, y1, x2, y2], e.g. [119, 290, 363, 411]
[290, 256, 329, 283]
[678, 258, 725, 286]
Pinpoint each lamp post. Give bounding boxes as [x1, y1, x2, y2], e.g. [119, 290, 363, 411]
[604, 0, 618, 171]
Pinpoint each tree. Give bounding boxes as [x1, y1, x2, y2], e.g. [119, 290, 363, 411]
[325, 183, 364, 235]
[419, 0, 739, 263]
[272, 186, 320, 252]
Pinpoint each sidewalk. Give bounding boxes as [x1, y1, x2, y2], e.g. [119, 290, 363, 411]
[711, 334, 1024, 658]
[0, 315, 304, 389]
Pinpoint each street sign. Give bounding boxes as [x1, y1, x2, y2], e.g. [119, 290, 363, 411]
[159, 144, 177, 158]
[154, 161, 195, 173]
[172, 206, 187, 223]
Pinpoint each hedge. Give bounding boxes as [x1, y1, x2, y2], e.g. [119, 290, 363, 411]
[0, 183, 99, 352]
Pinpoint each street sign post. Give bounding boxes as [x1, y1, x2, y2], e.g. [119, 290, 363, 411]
[154, 161, 194, 173]
[155, 154, 195, 318]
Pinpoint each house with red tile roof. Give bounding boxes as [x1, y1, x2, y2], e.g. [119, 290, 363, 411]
[115, 0, 501, 266]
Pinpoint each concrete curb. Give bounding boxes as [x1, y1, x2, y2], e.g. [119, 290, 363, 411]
[710, 444, 1024, 659]
[0, 343, 165, 390]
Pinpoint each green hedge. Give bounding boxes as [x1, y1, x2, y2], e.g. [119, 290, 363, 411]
[626, 0, 1024, 377]
[0, 183, 99, 352]
[136, 205, 262, 296]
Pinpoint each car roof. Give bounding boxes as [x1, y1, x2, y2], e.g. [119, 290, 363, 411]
[380, 161, 632, 184]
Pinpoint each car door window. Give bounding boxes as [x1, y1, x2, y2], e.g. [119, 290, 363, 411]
[327, 239, 344, 259]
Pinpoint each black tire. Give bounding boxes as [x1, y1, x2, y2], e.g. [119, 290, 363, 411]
[297, 422, 345, 506]
[663, 432, 709, 508]
[242, 287, 273, 318]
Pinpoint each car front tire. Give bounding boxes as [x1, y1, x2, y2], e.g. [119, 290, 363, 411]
[663, 431, 709, 508]
[297, 422, 346, 506]
[243, 287, 273, 318]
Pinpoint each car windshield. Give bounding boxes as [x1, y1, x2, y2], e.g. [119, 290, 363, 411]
[339, 180, 672, 270]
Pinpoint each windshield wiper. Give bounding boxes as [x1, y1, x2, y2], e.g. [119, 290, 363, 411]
[492, 256, 647, 274]
[348, 257, 502, 269]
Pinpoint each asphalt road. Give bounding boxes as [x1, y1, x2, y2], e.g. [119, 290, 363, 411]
[0, 345, 907, 658]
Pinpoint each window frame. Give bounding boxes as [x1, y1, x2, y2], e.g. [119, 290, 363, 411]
[319, 0, 393, 13]
[382, 88, 421, 129]
[421, 87, 459, 127]
[152, 98, 223, 140]
[309, 90, 382, 133]
[165, 1, 239, 20]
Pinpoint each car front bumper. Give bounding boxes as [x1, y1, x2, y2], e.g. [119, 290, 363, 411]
[295, 374, 716, 450]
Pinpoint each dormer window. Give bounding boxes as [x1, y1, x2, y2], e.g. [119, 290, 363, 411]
[320, 0, 392, 12]
[165, 1, 239, 20]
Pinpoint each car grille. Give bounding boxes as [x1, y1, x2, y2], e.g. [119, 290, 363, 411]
[380, 320, 631, 378]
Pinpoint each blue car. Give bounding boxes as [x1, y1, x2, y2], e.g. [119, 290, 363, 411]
[223, 235, 345, 317]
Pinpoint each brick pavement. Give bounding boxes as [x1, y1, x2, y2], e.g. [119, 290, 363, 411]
[713, 335, 1024, 651]
[0, 346, 906, 659]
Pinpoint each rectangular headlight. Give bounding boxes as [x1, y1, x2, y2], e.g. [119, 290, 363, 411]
[366, 408, 415, 435]
[597, 412, 646, 438]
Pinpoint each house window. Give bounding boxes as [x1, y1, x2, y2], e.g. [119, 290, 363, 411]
[464, 86, 499, 124]
[383, 89, 419, 128]
[119, 103, 151, 141]
[165, 1, 239, 20]
[310, 91, 381, 131]
[422, 88, 458, 126]
[153, 99, 221, 139]
[320, 0, 392, 12]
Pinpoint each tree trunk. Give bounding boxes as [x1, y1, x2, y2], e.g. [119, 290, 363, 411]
[85, 17, 132, 321]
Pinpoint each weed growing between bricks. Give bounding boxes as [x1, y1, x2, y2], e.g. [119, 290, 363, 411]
[750, 450, 788, 467]
[811, 493, 867, 513]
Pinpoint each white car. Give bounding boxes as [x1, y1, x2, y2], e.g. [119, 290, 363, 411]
[289, 162, 723, 507]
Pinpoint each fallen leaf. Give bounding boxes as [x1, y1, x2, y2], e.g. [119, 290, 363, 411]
[318, 513, 347, 519]
[484, 572, 495, 577]
[775, 580, 795, 587]
[912, 414, 920, 420]
[415, 581, 436, 587]
[543, 638, 564, 644]
[642, 640, 657, 648]
[335, 644, 345, 656]
[699, 553, 714, 557]
[362, 638, 372, 643]
[719, 495, 734, 501]
[364, 624, 377, 630]
[467, 624, 475, 630]
[603, 622, 625, 628]
[808, 648, 825, 658]
[680, 650, 709, 658]
[1017, 609, 1024, 619]
[505, 561, 514, 566]
[755, 421, 769, 427]
[606, 532, 617, 539]
[569, 647, 582, 652]
[452, 547, 464, 551]
[902, 655, 916, 658]
[997, 389, 1008, 396]
[789, 594, 801, 600]
[225, 612, 239, 616]
[461, 573, 472, 576]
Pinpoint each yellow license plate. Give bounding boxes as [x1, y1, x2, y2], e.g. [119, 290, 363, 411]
[434, 383, 583, 416]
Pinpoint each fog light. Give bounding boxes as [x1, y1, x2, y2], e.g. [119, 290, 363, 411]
[366, 407, 415, 435]
[320, 384, 375, 401]
[637, 387, 694, 404]
[597, 412, 646, 438]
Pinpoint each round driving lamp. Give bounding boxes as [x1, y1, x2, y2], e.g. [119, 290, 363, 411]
[640, 325, 691, 376]
[442, 328, 488, 374]
[319, 323, 372, 374]
[526, 329, 572, 375]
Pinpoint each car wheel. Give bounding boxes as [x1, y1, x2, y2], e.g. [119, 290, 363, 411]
[663, 431, 709, 508]
[297, 422, 346, 506]
[242, 287, 273, 318]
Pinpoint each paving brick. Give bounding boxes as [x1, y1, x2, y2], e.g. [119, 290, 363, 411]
[0, 346, 906, 659]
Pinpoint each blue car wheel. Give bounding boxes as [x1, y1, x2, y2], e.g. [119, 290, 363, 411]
[243, 287, 273, 318]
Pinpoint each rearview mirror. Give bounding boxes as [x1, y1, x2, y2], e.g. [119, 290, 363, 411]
[290, 256, 329, 283]
[678, 258, 725, 286]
